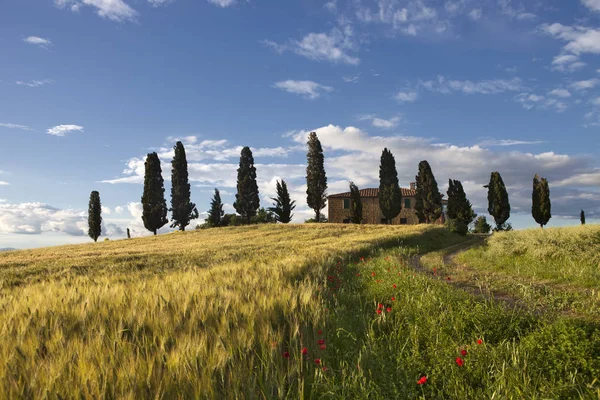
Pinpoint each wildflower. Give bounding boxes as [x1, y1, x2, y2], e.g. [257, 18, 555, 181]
[377, 309, 382, 314]
[314, 359, 321, 365]
[391, 296, 396, 301]
[372, 272, 376, 277]
[378, 303, 383, 309]
[283, 352, 290, 358]
[417, 376, 427, 385]
[455, 357, 464, 367]
[317, 330, 323, 335]
[386, 307, 392, 312]
[356, 273, 361, 276]
[317, 339, 325, 345]
[302, 347, 308, 355]
[477, 339, 483, 345]
[461, 349, 467, 356]
[320, 344, 326, 350]
[393, 284, 397, 288]
[322, 366, 328, 371]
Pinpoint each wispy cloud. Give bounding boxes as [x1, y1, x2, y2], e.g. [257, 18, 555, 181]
[570, 79, 600, 91]
[477, 139, 545, 147]
[23, 36, 51, 48]
[343, 74, 360, 83]
[0, 182, 10, 186]
[581, 0, 600, 12]
[395, 91, 418, 102]
[273, 80, 333, 99]
[541, 23, 600, 73]
[0, 123, 33, 131]
[55, 0, 138, 22]
[47, 124, 84, 137]
[419, 75, 523, 95]
[548, 88, 571, 98]
[207, 0, 236, 7]
[360, 115, 401, 129]
[16, 79, 54, 88]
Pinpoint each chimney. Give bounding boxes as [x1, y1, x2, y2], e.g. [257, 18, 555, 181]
[410, 182, 416, 190]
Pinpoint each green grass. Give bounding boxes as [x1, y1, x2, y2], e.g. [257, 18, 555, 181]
[0, 224, 599, 398]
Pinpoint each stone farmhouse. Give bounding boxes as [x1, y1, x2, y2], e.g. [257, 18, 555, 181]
[327, 183, 447, 225]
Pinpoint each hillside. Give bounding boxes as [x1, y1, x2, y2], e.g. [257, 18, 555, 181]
[0, 224, 599, 398]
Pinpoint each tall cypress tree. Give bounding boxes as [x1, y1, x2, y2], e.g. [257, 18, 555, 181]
[581, 210, 586, 225]
[207, 188, 224, 227]
[532, 174, 551, 228]
[485, 171, 511, 231]
[141, 152, 168, 235]
[306, 132, 327, 222]
[268, 179, 296, 223]
[447, 179, 476, 226]
[234, 146, 260, 224]
[349, 181, 363, 224]
[170, 141, 198, 231]
[378, 148, 401, 224]
[414, 160, 442, 223]
[87, 190, 102, 242]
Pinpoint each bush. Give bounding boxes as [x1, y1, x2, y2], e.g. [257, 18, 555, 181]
[305, 213, 328, 223]
[251, 208, 277, 224]
[104, 238, 110, 241]
[472, 216, 492, 234]
[446, 219, 468, 236]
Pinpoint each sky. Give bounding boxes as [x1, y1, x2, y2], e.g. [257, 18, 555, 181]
[1, 0, 599, 249]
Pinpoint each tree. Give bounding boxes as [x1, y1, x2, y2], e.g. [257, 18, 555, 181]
[305, 213, 328, 223]
[378, 148, 402, 224]
[532, 174, 551, 228]
[208, 188, 224, 227]
[415, 160, 443, 223]
[349, 182, 363, 224]
[234, 146, 260, 224]
[170, 141, 199, 231]
[268, 179, 296, 223]
[485, 171, 511, 231]
[87, 190, 102, 242]
[581, 210, 586, 225]
[141, 152, 168, 235]
[306, 132, 328, 222]
[251, 208, 277, 224]
[472, 216, 492, 234]
[127, 228, 131, 239]
[447, 179, 477, 226]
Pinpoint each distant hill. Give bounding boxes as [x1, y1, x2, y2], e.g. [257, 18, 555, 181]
[0, 248, 16, 252]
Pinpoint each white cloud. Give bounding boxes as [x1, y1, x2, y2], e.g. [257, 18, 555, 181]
[0, 182, 9, 186]
[360, 115, 401, 129]
[343, 74, 360, 83]
[0, 202, 87, 236]
[477, 139, 545, 147]
[264, 26, 360, 65]
[541, 23, 600, 72]
[207, 0, 235, 6]
[16, 79, 54, 88]
[101, 206, 112, 215]
[420, 75, 523, 95]
[582, 0, 600, 12]
[555, 170, 600, 187]
[114, 206, 124, 214]
[549, 88, 571, 98]
[0, 123, 33, 131]
[498, 0, 536, 20]
[23, 36, 51, 48]
[324, 0, 336, 12]
[55, 0, 138, 22]
[273, 80, 333, 99]
[469, 9, 482, 20]
[570, 79, 600, 90]
[395, 91, 418, 102]
[147, 0, 174, 6]
[47, 124, 84, 136]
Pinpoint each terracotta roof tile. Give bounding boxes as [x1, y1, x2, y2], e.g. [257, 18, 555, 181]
[328, 188, 417, 198]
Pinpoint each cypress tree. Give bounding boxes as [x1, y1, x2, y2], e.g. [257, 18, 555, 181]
[306, 132, 327, 222]
[532, 174, 551, 228]
[87, 190, 102, 242]
[581, 210, 586, 225]
[141, 152, 168, 235]
[349, 182, 363, 224]
[234, 146, 260, 224]
[378, 148, 401, 224]
[127, 228, 131, 239]
[415, 160, 442, 223]
[447, 179, 476, 226]
[208, 188, 224, 227]
[485, 171, 511, 231]
[268, 179, 296, 223]
[170, 141, 199, 231]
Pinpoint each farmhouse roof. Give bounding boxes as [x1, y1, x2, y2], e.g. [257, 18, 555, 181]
[328, 187, 417, 198]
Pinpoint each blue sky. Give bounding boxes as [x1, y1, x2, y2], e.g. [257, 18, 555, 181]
[1, 0, 599, 248]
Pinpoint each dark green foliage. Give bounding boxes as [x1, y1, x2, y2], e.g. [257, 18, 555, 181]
[221, 213, 242, 226]
[378, 148, 401, 224]
[268, 179, 296, 223]
[485, 171, 511, 231]
[208, 188, 224, 227]
[447, 179, 477, 227]
[581, 210, 586, 225]
[87, 191, 102, 242]
[349, 182, 363, 224]
[472, 216, 492, 234]
[233, 147, 260, 224]
[127, 228, 131, 239]
[532, 174, 552, 228]
[446, 219, 468, 236]
[251, 208, 277, 224]
[305, 213, 328, 223]
[170, 141, 199, 231]
[414, 160, 443, 223]
[141, 152, 168, 235]
[306, 132, 328, 222]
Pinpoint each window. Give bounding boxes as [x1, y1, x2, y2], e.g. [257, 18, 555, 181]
[404, 198, 411, 209]
[400, 218, 408, 225]
[343, 199, 350, 209]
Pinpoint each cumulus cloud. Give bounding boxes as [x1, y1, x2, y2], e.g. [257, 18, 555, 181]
[0, 202, 87, 235]
[395, 91, 418, 102]
[541, 22, 600, 72]
[47, 124, 84, 136]
[273, 80, 333, 99]
[549, 88, 571, 98]
[360, 115, 401, 128]
[54, 0, 138, 22]
[570, 79, 600, 90]
[23, 36, 52, 48]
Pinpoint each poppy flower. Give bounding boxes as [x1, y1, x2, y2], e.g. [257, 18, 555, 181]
[461, 349, 467, 356]
[378, 303, 383, 309]
[317, 339, 325, 345]
[320, 344, 326, 350]
[302, 347, 308, 355]
[314, 359, 321, 365]
[477, 339, 483, 345]
[393, 284, 397, 288]
[372, 272, 376, 277]
[386, 307, 392, 312]
[417, 376, 427, 385]
[356, 273, 361, 276]
[455, 357, 464, 367]
[283, 352, 290, 358]
[317, 330, 323, 335]
[376, 309, 382, 314]
[322, 366, 328, 371]
[391, 296, 396, 301]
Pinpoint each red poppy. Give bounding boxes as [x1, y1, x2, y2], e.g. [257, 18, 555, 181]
[314, 359, 321, 365]
[317, 339, 325, 345]
[322, 366, 328, 371]
[461, 349, 467, 356]
[378, 303, 383, 309]
[391, 296, 396, 301]
[376, 309, 382, 314]
[417, 376, 427, 385]
[372, 272, 376, 277]
[477, 339, 483, 345]
[393, 284, 397, 288]
[386, 307, 392, 312]
[320, 344, 326, 350]
[317, 330, 323, 335]
[302, 347, 308, 355]
[455, 357, 464, 367]
[356, 273, 361, 276]
[283, 352, 290, 358]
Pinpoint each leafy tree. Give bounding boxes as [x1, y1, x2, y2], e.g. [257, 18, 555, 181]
[415, 160, 443, 223]
[378, 148, 401, 224]
[447, 179, 477, 226]
[251, 207, 277, 224]
[472, 216, 492, 234]
[222, 213, 242, 227]
[485, 171, 511, 231]
[268, 179, 296, 223]
[305, 213, 328, 223]
[581, 210, 586, 225]
[170, 141, 199, 231]
[306, 132, 328, 222]
[446, 219, 468, 236]
[532, 174, 551, 228]
[208, 188, 224, 227]
[87, 190, 102, 242]
[141, 152, 168, 235]
[234, 146, 260, 224]
[349, 182, 363, 224]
